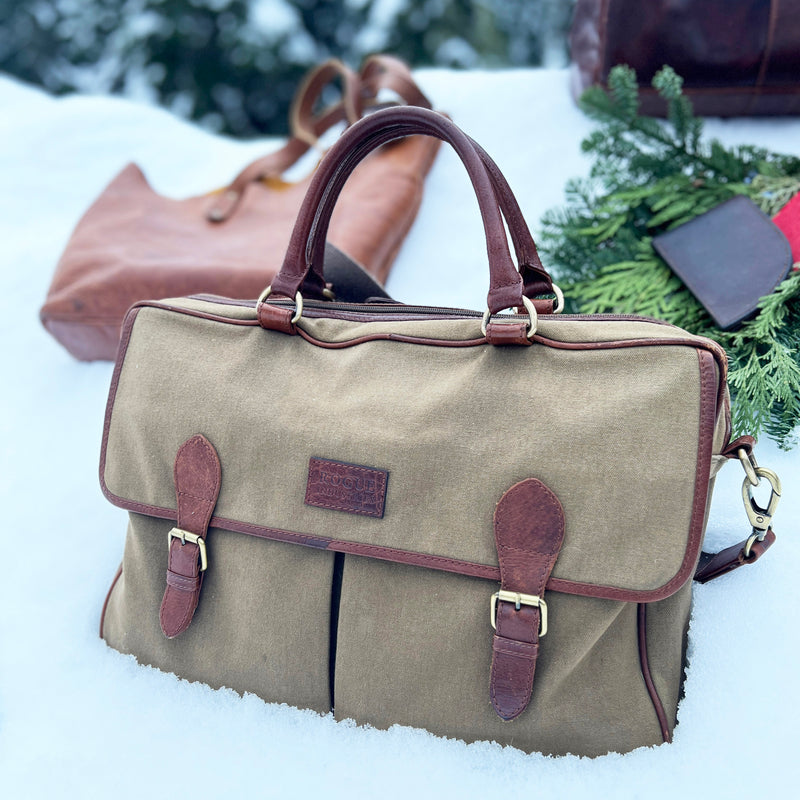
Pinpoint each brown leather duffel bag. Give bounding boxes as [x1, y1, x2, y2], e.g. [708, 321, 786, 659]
[40, 56, 440, 361]
[98, 106, 782, 757]
[570, 0, 800, 116]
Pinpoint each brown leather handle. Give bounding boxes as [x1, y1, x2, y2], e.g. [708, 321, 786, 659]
[272, 106, 553, 313]
[356, 58, 550, 295]
[462, 137, 553, 298]
[289, 59, 363, 147]
[336, 56, 550, 290]
[207, 60, 362, 222]
[300, 123, 551, 299]
[207, 57, 432, 224]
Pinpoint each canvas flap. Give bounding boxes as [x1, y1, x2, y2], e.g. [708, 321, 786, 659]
[101, 298, 728, 602]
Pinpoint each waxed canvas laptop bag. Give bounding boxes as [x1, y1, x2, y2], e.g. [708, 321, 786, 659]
[98, 107, 782, 757]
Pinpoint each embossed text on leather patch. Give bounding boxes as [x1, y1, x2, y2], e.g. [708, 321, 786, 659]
[305, 458, 389, 518]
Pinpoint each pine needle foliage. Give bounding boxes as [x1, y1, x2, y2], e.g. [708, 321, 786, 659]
[540, 66, 800, 448]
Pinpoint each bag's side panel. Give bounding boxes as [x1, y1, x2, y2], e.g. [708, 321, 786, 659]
[332, 557, 665, 757]
[102, 514, 335, 713]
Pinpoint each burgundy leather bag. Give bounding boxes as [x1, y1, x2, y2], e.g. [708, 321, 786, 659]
[570, 0, 800, 116]
[40, 56, 440, 361]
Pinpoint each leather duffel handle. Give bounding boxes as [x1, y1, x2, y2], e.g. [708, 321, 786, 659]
[272, 106, 554, 313]
[207, 60, 363, 222]
[208, 57, 434, 224]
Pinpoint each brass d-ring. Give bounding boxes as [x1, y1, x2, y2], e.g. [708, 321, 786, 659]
[481, 295, 538, 339]
[256, 285, 304, 324]
[551, 284, 565, 315]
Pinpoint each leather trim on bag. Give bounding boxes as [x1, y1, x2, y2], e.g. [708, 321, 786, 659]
[638, 603, 671, 744]
[531, 334, 728, 419]
[159, 434, 222, 639]
[722, 435, 756, 459]
[694, 528, 777, 583]
[93, 504, 720, 605]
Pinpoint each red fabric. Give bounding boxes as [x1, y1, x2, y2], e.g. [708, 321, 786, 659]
[773, 192, 800, 267]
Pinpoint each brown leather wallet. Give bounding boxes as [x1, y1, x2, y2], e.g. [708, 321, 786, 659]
[652, 196, 792, 330]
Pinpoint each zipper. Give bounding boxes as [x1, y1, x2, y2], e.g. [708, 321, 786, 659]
[187, 293, 677, 326]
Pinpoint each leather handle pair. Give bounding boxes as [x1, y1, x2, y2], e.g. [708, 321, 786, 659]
[271, 106, 553, 313]
[335, 57, 550, 294]
[289, 59, 363, 147]
[207, 57, 433, 222]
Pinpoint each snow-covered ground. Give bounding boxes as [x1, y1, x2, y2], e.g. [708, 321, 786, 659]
[0, 68, 798, 798]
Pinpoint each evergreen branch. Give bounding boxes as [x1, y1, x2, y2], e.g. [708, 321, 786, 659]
[540, 65, 800, 446]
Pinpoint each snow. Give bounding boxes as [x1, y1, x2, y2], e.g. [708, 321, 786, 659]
[1, 67, 798, 798]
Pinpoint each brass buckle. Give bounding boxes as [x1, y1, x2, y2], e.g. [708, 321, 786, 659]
[741, 467, 782, 557]
[168, 528, 208, 572]
[490, 590, 548, 636]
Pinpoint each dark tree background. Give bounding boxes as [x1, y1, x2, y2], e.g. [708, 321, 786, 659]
[0, 0, 575, 137]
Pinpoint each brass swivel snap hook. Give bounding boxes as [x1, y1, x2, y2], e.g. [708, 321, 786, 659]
[739, 449, 782, 558]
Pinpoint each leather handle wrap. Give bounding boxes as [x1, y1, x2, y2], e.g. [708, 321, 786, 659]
[272, 106, 552, 313]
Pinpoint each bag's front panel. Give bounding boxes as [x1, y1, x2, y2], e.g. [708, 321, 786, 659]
[99, 301, 724, 756]
[102, 513, 335, 712]
[103, 306, 715, 597]
[332, 557, 674, 757]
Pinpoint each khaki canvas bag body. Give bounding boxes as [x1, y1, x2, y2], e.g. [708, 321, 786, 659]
[98, 107, 781, 757]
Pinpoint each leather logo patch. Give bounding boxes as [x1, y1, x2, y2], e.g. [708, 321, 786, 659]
[305, 458, 388, 518]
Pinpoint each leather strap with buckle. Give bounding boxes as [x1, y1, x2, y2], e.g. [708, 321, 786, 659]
[159, 434, 221, 639]
[489, 478, 565, 721]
